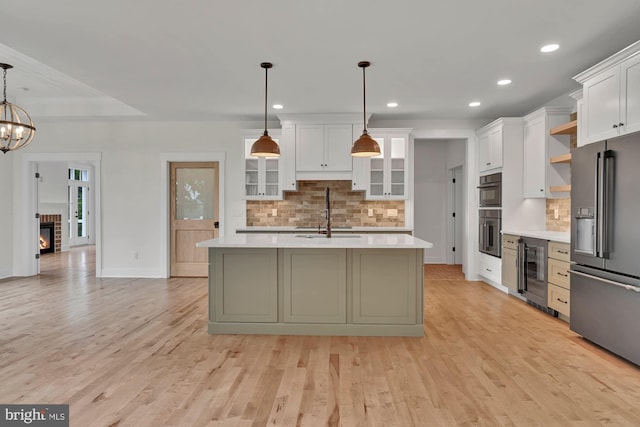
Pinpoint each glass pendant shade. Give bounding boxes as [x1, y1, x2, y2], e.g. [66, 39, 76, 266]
[250, 131, 280, 157]
[251, 62, 280, 158]
[1, 64, 36, 154]
[351, 61, 380, 157]
[351, 130, 380, 157]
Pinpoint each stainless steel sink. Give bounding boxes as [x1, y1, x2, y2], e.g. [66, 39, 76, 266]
[294, 234, 361, 239]
[294, 226, 352, 229]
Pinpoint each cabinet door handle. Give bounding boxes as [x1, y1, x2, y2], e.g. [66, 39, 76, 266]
[557, 272, 568, 277]
[619, 122, 625, 127]
[557, 250, 568, 255]
[613, 124, 619, 129]
[486, 162, 491, 166]
[556, 298, 568, 304]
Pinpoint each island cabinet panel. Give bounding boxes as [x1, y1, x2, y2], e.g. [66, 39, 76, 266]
[211, 248, 278, 322]
[282, 249, 347, 323]
[352, 249, 418, 324]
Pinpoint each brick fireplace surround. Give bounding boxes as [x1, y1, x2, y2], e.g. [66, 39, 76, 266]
[40, 214, 62, 253]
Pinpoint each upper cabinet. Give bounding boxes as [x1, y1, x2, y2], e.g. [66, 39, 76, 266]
[364, 129, 411, 200]
[278, 114, 363, 182]
[522, 107, 572, 198]
[296, 124, 353, 176]
[477, 121, 503, 172]
[242, 130, 283, 200]
[574, 41, 640, 146]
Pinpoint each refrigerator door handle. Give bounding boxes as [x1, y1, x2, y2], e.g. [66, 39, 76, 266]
[601, 150, 614, 259]
[595, 151, 604, 258]
[569, 270, 640, 293]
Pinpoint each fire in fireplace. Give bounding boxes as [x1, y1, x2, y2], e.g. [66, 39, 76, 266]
[40, 222, 55, 254]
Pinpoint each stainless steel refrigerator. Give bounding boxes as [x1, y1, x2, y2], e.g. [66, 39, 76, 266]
[570, 132, 640, 366]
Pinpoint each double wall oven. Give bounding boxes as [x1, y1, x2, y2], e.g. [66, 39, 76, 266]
[478, 172, 502, 258]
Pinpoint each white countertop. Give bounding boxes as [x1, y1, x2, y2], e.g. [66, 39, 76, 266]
[236, 226, 413, 233]
[197, 233, 432, 249]
[501, 229, 570, 243]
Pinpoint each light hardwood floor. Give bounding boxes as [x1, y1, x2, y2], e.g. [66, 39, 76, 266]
[1, 248, 639, 426]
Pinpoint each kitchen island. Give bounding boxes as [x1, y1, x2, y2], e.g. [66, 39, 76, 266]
[197, 234, 433, 336]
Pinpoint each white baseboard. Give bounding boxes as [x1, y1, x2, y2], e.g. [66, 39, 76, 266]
[423, 256, 447, 264]
[480, 278, 509, 293]
[100, 268, 166, 278]
[0, 268, 12, 280]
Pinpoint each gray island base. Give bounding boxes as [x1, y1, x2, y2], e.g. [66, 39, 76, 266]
[197, 234, 433, 337]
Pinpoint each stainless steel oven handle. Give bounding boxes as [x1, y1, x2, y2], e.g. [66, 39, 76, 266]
[569, 270, 640, 293]
[477, 183, 500, 189]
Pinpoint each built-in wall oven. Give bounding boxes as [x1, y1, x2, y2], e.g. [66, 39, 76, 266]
[517, 237, 548, 307]
[478, 172, 502, 207]
[479, 209, 501, 258]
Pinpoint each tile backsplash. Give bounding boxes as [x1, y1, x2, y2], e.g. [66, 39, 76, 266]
[546, 197, 570, 232]
[246, 180, 405, 227]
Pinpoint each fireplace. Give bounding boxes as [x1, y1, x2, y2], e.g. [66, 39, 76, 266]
[40, 222, 55, 254]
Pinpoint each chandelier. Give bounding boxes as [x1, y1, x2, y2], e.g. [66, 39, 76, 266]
[1, 63, 36, 154]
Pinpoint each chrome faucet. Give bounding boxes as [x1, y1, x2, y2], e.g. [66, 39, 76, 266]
[318, 187, 332, 237]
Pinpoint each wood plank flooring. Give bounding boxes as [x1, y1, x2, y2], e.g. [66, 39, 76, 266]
[1, 248, 639, 426]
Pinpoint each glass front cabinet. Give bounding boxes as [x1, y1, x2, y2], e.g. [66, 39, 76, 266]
[365, 129, 410, 200]
[243, 130, 283, 200]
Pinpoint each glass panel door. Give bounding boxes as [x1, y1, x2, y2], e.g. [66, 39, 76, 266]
[369, 138, 385, 196]
[389, 137, 406, 196]
[175, 167, 216, 220]
[68, 168, 91, 246]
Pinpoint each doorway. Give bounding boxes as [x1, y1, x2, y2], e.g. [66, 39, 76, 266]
[169, 162, 220, 277]
[20, 153, 102, 278]
[447, 166, 464, 265]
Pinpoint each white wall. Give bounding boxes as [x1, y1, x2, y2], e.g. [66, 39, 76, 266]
[413, 140, 448, 263]
[0, 154, 13, 278]
[1, 117, 481, 278]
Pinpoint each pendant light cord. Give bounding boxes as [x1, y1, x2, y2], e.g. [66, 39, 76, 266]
[362, 65, 367, 134]
[2, 67, 6, 103]
[264, 65, 268, 135]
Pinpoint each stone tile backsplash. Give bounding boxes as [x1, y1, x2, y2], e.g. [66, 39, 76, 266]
[546, 197, 570, 232]
[246, 180, 405, 227]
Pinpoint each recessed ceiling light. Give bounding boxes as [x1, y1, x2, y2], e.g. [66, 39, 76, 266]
[469, 101, 481, 107]
[497, 79, 512, 86]
[272, 104, 283, 109]
[387, 102, 398, 108]
[540, 43, 559, 53]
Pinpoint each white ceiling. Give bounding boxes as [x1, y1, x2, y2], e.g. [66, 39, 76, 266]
[1, 0, 640, 123]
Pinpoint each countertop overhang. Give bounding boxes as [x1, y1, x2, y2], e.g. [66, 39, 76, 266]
[236, 226, 414, 233]
[501, 229, 570, 243]
[197, 233, 433, 249]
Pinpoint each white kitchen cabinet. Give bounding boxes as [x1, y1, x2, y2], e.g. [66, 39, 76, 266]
[280, 124, 297, 192]
[478, 251, 501, 285]
[575, 42, 640, 145]
[242, 130, 283, 200]
[522, 107, 572, 198]
[296, 124, 353, 174]
[477, 122, 503, 172]
[365, 129, 411, 200]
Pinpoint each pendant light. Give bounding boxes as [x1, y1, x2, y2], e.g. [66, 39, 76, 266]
[351, 61, 380, 157]
[250, 62, 280, 157]
[1, 63, 36, 154]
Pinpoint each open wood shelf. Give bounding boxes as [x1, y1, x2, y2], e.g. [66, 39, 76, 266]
[550, 120, 578, 135]
[549, 185, 571, 193]
[550, 153, 572, 164]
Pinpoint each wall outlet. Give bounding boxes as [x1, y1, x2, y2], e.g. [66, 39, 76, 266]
[554, 208, 559, 220]
[387, 208, 398, 218]
[368, 208, 374, 217]
[272, 209, 277, 217]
